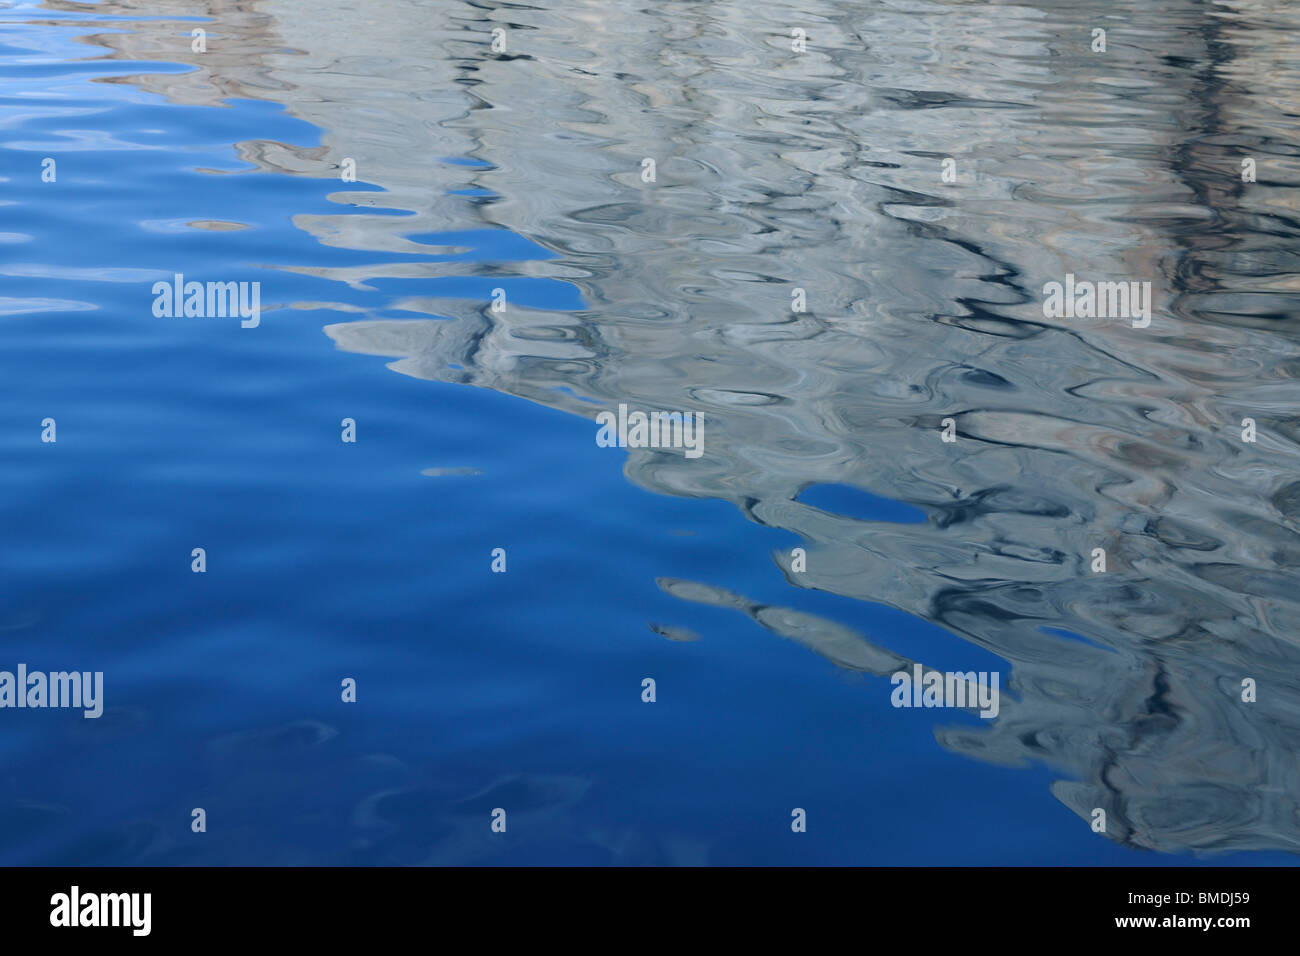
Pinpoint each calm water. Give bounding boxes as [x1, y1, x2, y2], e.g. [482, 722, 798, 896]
[2, 0, 1299, 865]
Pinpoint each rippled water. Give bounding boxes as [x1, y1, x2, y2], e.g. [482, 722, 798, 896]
[2, 0, 1299, 864]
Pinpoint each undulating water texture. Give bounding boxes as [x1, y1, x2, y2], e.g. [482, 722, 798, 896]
[1, 0, 1298, 865]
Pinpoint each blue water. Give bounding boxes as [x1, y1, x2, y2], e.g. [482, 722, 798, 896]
[2, 0, 1299, 865]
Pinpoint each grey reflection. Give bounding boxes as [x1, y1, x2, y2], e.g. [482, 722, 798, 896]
[55, 0, 1300, 855]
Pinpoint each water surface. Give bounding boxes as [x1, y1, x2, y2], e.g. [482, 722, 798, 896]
[1, 0, 1299, 864]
